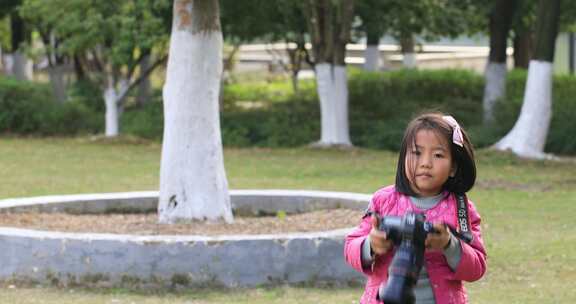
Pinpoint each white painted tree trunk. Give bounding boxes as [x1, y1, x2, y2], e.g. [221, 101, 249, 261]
[103, 79, 128, 137]
[4, 53, 33, 80]
[47, 65, 67, 103]
[13, 51, 33, 81]
[483, 62, 507, 123]
[494, 60, 553, 159]
[403, 52, 417, 68]
[2, 54, 13, 75]
[363, 45, 380, 71]
[314, 63, 351, 146]
[158, 1, 232, 223]
[104, 85, 120, 137]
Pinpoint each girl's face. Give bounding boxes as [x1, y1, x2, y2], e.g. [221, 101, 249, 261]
[405, 129, 455, 197]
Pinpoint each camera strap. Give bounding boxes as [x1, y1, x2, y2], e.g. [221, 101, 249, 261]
[452, 193, 473, 244]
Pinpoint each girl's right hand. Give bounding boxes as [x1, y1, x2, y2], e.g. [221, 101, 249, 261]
[369, 215, 394, 256]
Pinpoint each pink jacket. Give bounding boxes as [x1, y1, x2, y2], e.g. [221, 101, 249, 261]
[344, 186, 487, 304]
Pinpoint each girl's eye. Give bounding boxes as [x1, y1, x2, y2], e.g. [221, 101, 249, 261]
[435, 153, 444, 158]
[411, 150, 420, 155]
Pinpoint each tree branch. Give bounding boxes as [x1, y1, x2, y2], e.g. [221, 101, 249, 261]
[116, 54, 168, 106]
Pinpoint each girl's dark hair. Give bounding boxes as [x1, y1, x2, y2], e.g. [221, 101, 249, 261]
[395, 112, 476, 196]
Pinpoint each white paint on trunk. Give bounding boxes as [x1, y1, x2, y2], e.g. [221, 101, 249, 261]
[363, 45, 380, 71]
[104, 85, 119, 137]
[103, 79, 128, 137]
[494, 60, 553, 159]
[314, 63, 351, 146]
[482, 62, 507, 123]
[2, 54, 14, 75]
[159, 21, 233, 223]
[13, 51, 33, 81]
[47, 65, 67, 103]
[1, 54, 31, 79]
[402, 52, 417, 68]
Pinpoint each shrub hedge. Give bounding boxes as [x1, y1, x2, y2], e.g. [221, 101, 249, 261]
[2, 69, 576, 154]
[0, 77, 100, 135]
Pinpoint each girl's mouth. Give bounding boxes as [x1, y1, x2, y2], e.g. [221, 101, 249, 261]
[416, 173, 432, 178]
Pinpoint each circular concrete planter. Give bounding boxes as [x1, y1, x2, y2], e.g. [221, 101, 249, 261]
[0, 190, 369, 288]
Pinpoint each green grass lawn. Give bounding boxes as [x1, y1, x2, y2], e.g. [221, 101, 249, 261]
[0, 137, 575, 303]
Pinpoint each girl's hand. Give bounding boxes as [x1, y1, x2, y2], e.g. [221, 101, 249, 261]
[369, 215, 394, 256]
[425, 223, 451, 251]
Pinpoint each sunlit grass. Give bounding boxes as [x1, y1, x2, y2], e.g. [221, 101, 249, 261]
[0, 137, 575, 303]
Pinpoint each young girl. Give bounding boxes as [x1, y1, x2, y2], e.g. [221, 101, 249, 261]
[344, 112, 487, 304]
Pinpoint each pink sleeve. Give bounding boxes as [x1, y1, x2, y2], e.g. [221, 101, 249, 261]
[452, 200, 487, 282]
[344, 186, 395, 275]
[344, 212, 374, 275]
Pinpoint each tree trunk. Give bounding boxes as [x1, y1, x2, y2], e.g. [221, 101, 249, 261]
[513, 30, 533, 69]
[306, 0, 354, 147]
[400, 34, 416, 68]
[47, 65, 68, 103]
[10, 12, 32, 81]
[363, 45, 379, 71]
[3, 53, 33, 81]
[73, 54, 86, 81]
[136, 53, 152, 107]
[104, 85, 120, 137]
[2, 54, 14, 76]
[483, 62, 507, 123]
[363, 31, 381, 71]
[483, 0, 517, 124]
[291, 71, 299, 94]
[103, 75, 128, 137]
[159, 0, 233, 223]
[493, 61, 552, 158]
[315, 63, 351, 146]
[286, 38, 307, 94]
[494, 0, 560, 159]
[12, 51, 32, 81]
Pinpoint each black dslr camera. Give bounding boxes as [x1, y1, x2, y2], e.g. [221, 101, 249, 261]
[375, 212, 437, 304]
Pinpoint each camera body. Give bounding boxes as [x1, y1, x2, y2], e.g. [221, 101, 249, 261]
[376, 212, 437, 304]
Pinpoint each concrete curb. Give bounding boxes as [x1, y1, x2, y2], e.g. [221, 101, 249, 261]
[0, 190, 369, 287]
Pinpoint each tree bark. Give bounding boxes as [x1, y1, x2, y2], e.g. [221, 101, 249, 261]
[532, 0, 560, 62]
[315, 63, 351, 146]
[363, 30, 381, 71]
[400, 33, 416, 68]
[483, 62, 507, 124]
[73, 54, 86, 81]
[47, 65, 67, 104]
[483, 0, 517, 124]
[12, 51, 32, 81]
[306, 0, 354, 147]
[2, 54, 14, 76]
[513, 30, 533, 69]
[9, 12, 32, 81]
[136, 53, 152, 107]
[103, 76, 128, 137]
[285, 37, 307, 94]
[159, 0, 233, 223]
[494, 0, 560, 159]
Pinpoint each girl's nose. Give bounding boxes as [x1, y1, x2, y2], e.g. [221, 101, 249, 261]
[420, 154, 432, 168]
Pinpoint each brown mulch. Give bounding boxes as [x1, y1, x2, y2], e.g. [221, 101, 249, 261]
[0, 209, 363, 236]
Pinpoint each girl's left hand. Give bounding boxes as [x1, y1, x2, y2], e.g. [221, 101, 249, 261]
[425, 223, 451, 251]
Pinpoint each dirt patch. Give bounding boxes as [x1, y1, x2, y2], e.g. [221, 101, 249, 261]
[0, 209, 363, 235]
